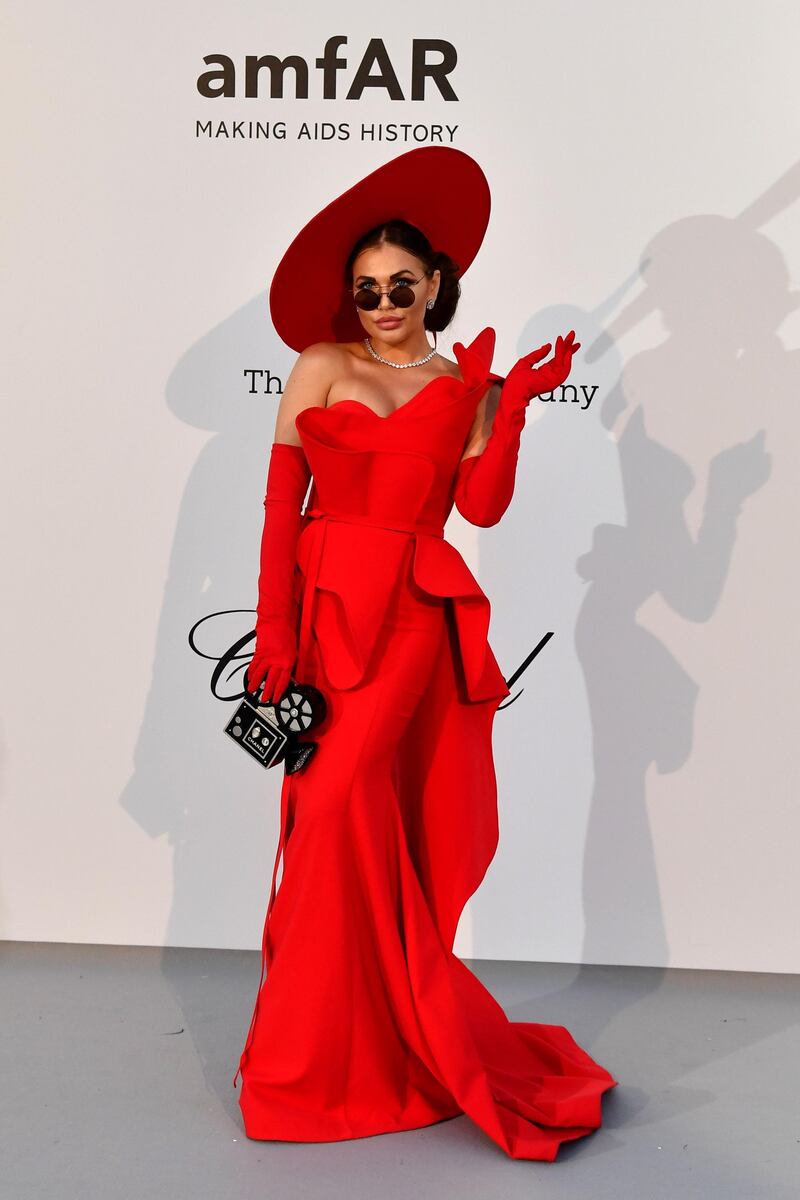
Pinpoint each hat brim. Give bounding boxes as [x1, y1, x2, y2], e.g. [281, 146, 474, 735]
[269, 147, 491, 353]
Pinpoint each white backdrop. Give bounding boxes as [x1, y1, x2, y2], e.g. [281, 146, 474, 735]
[3, 0, 798, 972]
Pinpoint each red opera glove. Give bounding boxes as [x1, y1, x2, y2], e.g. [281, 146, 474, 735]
[245, 441, 312, 704]
[454, 330, 580, 527]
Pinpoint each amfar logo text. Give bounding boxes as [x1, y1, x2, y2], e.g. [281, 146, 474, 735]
[197, 37, 458, 101]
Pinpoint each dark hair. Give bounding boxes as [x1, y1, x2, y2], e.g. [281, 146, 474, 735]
[344, 218, 461, 342]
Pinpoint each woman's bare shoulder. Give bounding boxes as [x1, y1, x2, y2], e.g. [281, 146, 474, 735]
[294, 340, 367, 375]
[436, 351, 462, 380]
[285, 341, 354, 386]
[294, 340, 347, 366]
[272, 343, 341, 443]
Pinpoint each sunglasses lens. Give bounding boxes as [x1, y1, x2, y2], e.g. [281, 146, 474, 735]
[389, 286, 415, 308]
[353, 283, 420, 310]
[354, 288, 380, 310]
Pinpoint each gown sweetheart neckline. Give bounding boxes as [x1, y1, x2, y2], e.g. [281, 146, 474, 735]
[308, 365, 467, 423]
[294, 329, 500, 429]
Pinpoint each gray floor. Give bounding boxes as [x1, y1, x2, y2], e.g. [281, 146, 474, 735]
[2, 942, 797, 1199]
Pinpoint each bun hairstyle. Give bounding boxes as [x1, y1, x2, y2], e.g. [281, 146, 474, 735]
[344, 217, 461, 344]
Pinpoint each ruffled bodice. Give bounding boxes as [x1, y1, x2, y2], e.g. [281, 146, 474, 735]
[291, 327, 509, 704]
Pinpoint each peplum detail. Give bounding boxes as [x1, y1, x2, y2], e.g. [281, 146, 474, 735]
[292, 326, 508, 702]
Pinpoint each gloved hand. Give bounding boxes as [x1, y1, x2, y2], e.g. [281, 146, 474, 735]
[454, 330, 580, 527]
[245, 441, 312, 705]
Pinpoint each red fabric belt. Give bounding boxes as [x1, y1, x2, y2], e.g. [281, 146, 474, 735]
[303, 504, 445, 538]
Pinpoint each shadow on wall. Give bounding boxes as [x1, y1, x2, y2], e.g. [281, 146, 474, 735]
[117, 292, 295, 1111]
[474, 165, 800, 1011]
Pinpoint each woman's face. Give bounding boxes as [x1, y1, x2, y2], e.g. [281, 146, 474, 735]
[350, 242, 440, 342]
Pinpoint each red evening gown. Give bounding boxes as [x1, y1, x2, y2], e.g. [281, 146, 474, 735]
[233, 326, 618, 1160]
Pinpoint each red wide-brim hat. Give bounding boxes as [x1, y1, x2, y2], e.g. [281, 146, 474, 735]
[269, 146, 491, 353]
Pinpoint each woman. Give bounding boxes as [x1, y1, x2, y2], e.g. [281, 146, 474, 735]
[233, 147, 618, 1161]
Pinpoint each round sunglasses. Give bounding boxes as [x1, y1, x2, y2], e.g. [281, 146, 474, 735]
[352, 273, 428, 311]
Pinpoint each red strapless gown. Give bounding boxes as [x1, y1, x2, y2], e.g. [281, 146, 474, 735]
[233, 327, 618, 1160]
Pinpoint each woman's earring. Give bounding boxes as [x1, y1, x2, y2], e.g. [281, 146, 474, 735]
[426, 299, 435, 310]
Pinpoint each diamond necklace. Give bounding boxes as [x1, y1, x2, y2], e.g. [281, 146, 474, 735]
[363, 337, 437, 369]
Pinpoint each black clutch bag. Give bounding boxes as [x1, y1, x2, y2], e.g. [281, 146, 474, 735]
[224, 673, 327, 775]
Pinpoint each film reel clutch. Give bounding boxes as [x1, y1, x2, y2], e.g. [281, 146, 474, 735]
[224, 674, 328, 775]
